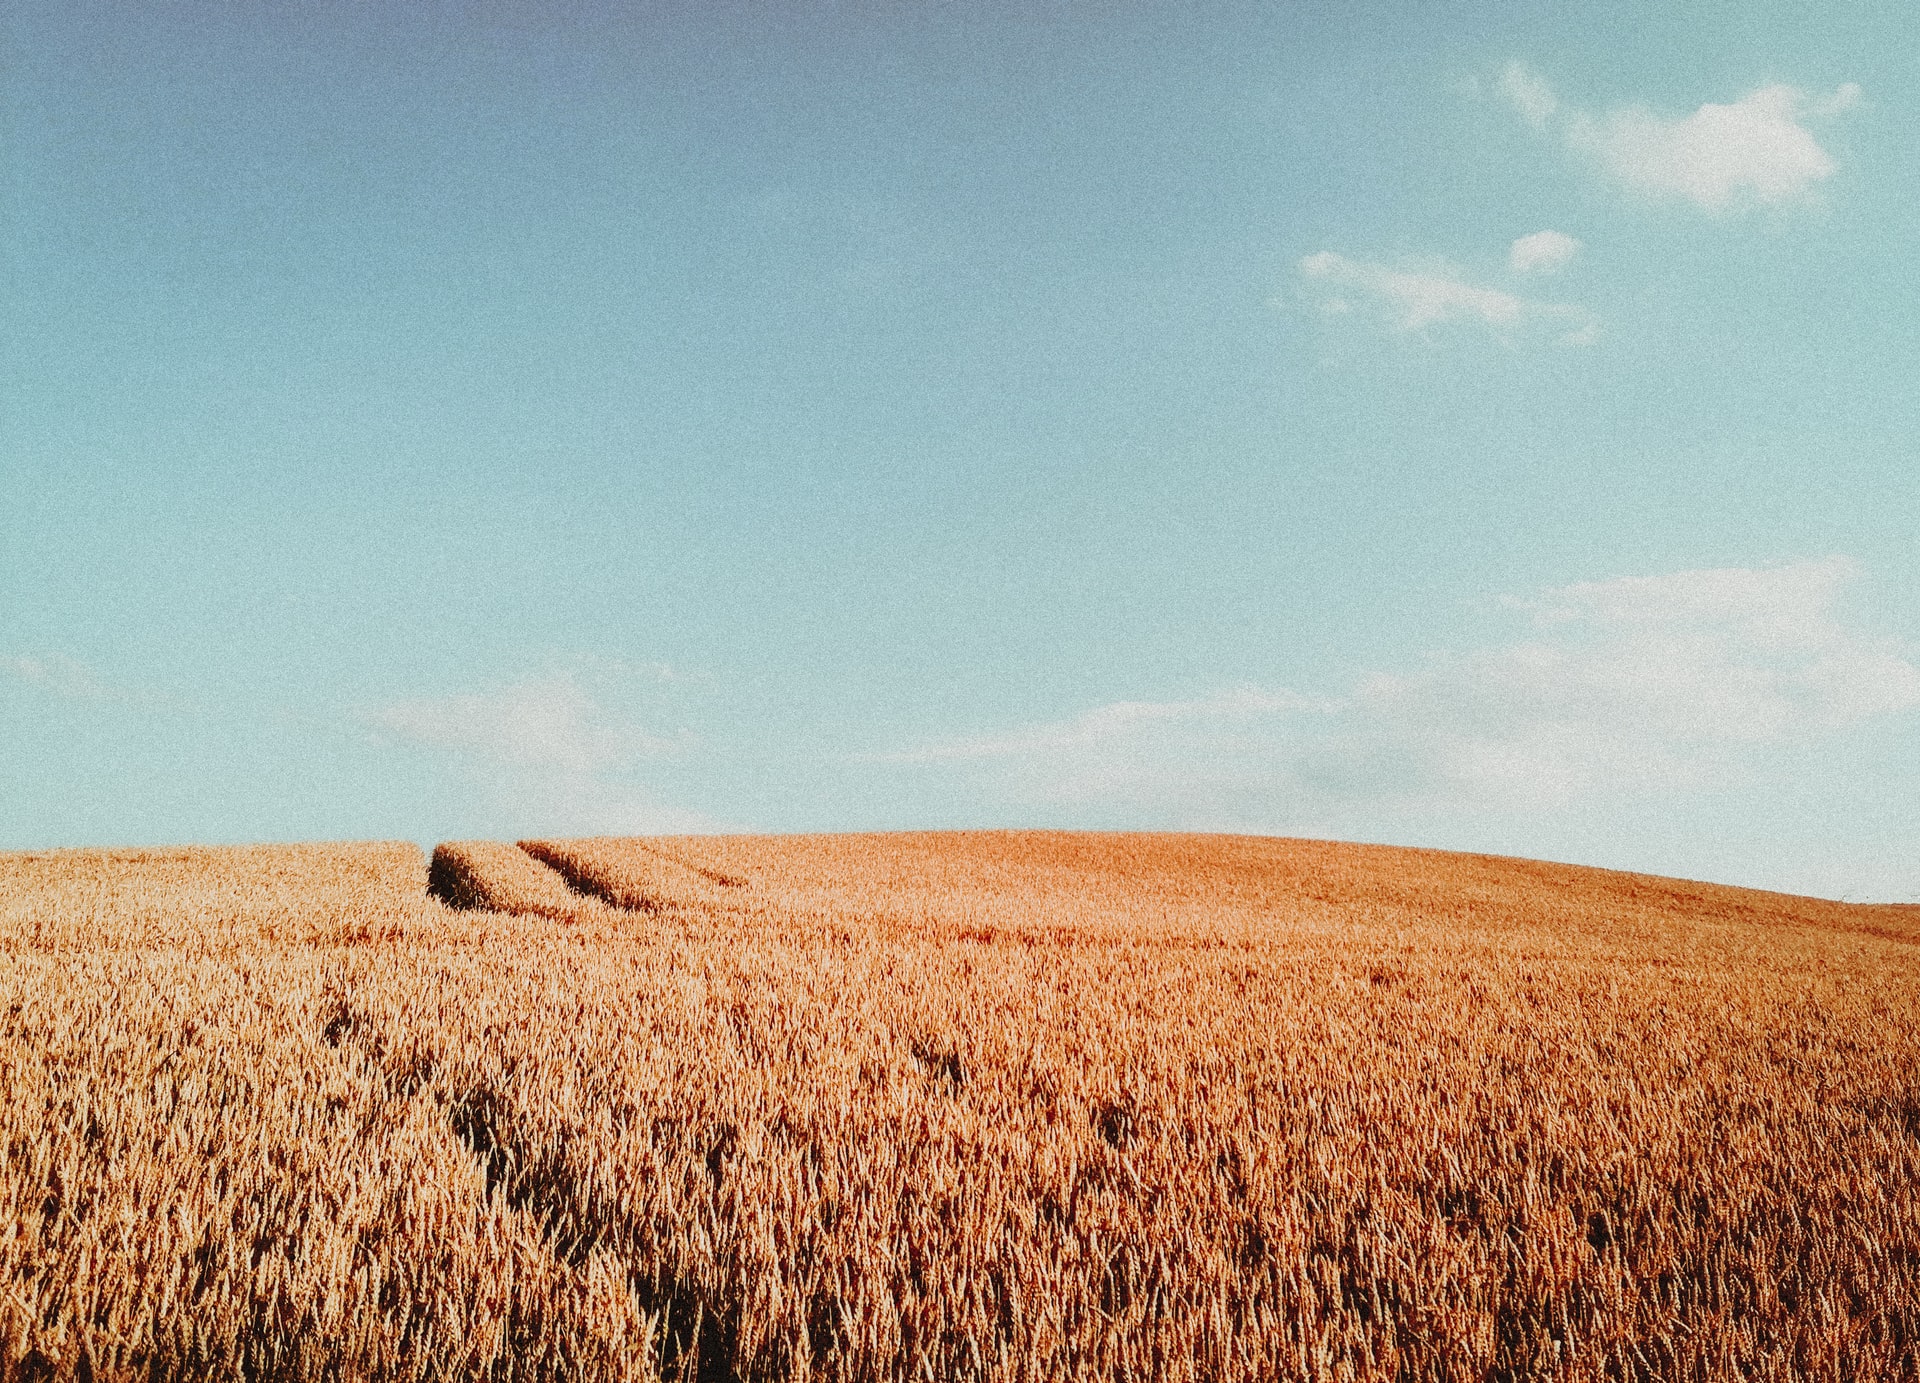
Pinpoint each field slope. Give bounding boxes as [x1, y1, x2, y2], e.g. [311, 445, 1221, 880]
[4, 832, 1919, 1381]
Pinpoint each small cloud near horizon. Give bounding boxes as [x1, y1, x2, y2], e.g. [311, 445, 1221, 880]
[876, 557, 1920, 821]
[866, 686, 1332, 766]
[368, 673, 681, 774]
[366, 673, 717, 836]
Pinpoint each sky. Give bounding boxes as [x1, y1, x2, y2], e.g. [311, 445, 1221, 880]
[4, 0, 1918, 899]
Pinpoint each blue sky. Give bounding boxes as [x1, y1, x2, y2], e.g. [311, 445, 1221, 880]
[5, 0, 1918, 899]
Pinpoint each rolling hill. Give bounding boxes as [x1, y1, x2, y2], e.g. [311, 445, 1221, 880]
[4, 831, 1917, 1380]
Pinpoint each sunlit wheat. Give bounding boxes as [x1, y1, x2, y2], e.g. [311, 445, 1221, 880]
[4, 832, 1917, 1380]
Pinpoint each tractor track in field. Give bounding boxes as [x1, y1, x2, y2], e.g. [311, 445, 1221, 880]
[317, 987, 744, 1383]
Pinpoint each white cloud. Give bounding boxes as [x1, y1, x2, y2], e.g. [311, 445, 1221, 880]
[367, 673, 715, 834]
[1332, 558, 1920, 807]
[1502, 63, 1859, 212]
[1297, 250, 1596, 344]
[1505, 557, 1920, 730]
[1569, 87, 1841, 211]
[879, 558, 1920, 818]
[370, 674, 676, 774]
[1509, 229, 1581, 275]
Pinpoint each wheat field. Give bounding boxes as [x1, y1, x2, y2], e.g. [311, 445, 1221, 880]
[4, 831, 1918, 1381]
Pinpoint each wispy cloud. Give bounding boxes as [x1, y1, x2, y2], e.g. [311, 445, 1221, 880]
[1296, 250, 1597, 345]
[2, 654, 119, 702]
[868, 687, 1334, 815]
[0, 653, 193, 712]
[367, 673, 715, 834]
[1497, 62, 1557, 128]
[1501, 62, 1860, 213]
[877, 558, 1919, 819]
[1329, 556, 1919, 808]
[369, 674, 680, 774]
[873, 686, 1328, 765]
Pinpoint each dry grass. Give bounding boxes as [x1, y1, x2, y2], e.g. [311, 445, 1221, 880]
[4, 831, 1919, 1381]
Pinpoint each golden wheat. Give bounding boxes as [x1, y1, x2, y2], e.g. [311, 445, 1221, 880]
[4, 832, 1918, 1381]
[430, 840, 600, 921]
[518, 837, 751, 915]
